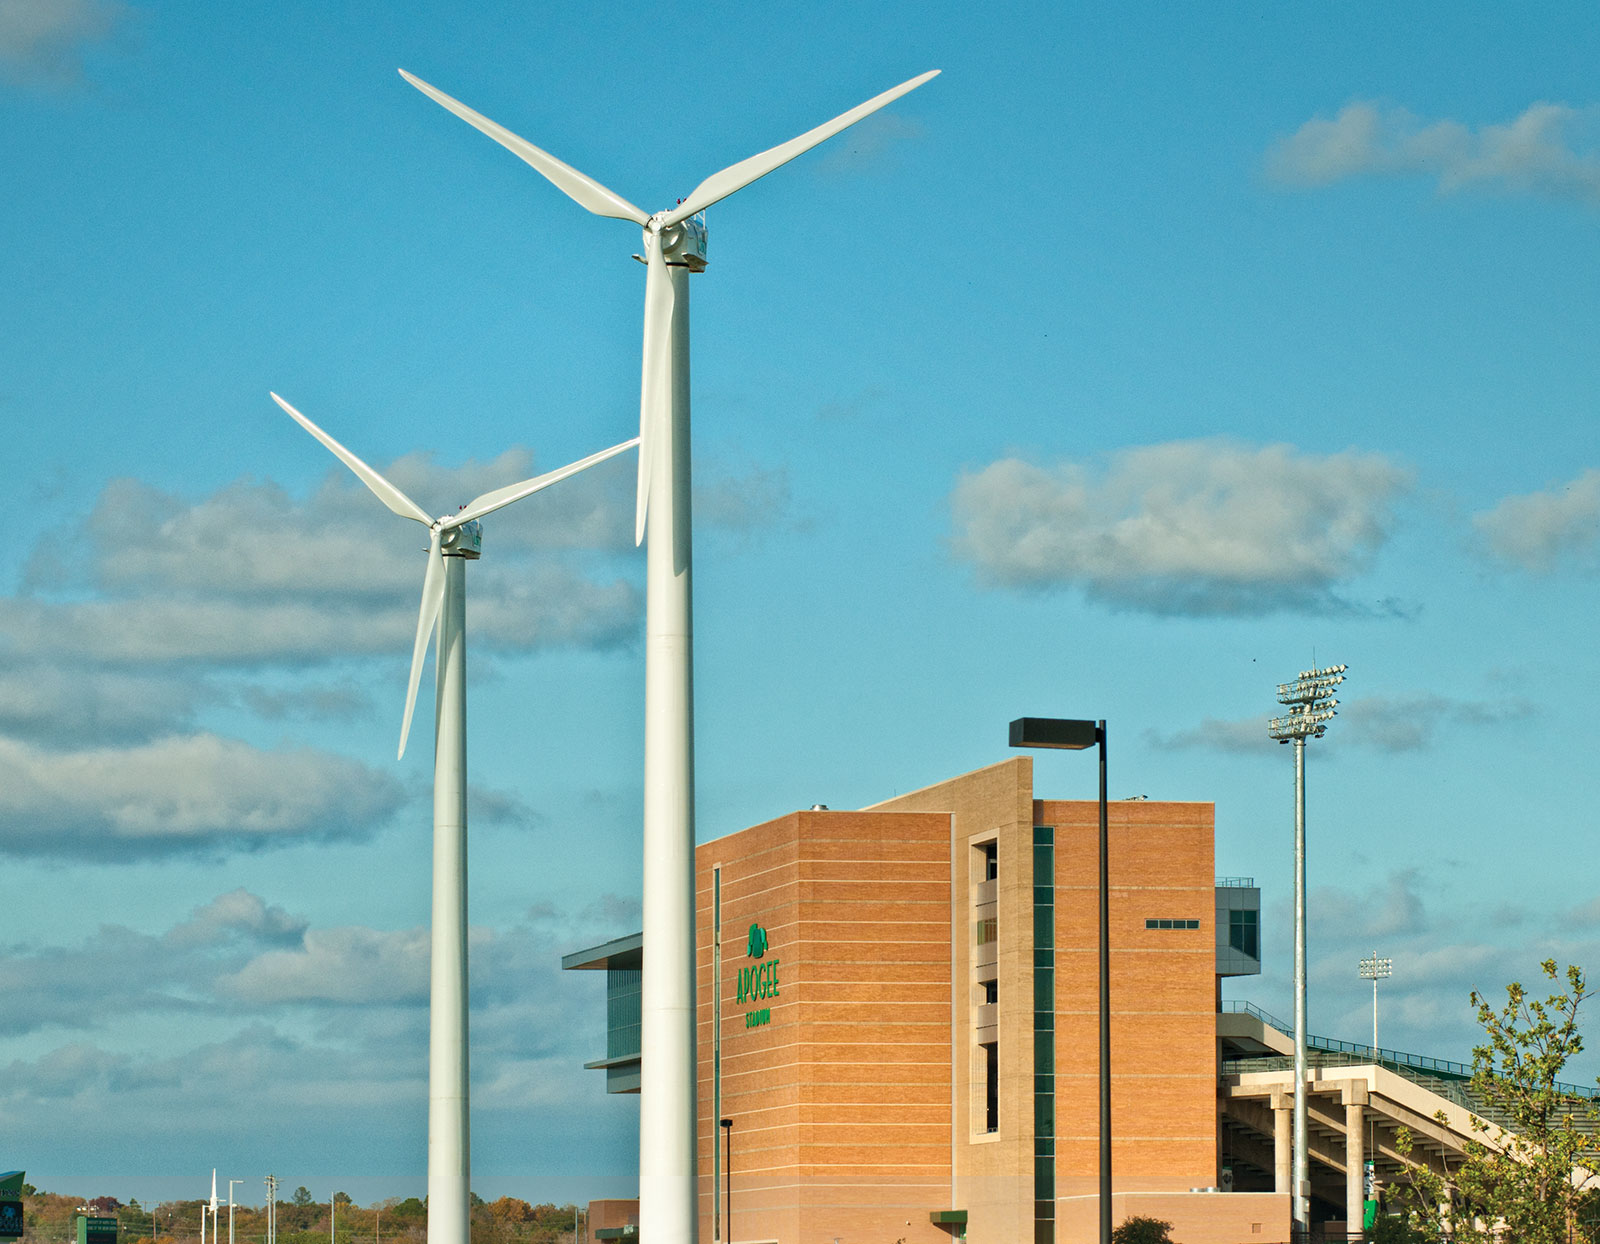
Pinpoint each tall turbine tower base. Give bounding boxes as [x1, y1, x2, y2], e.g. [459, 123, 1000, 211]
[429, 556, 471, 1244]
[639, 244, 698, 1244]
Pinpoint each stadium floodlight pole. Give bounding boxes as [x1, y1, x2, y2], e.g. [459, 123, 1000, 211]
[1009, 716, 1110, 1244]
[1268, 662, 1347, 1241]
[1359, 951, 1392, 1053]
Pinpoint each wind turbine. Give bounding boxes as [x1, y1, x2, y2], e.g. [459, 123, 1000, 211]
[271, 391, 636, 1244]
[396, 68, 938, 1244]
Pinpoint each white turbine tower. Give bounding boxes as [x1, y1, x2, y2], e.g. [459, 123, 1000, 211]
[272, 392, 636, 1244]
[397, 67, 938, 1244]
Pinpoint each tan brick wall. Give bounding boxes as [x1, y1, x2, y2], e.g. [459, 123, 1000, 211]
[1041, 799, 1220, 1194]
[871, 758, 1039, 1244]
[696, 808, 954, 1244]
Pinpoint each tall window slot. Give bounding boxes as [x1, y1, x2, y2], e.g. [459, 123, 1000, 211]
[972, 836, 1000, 1137]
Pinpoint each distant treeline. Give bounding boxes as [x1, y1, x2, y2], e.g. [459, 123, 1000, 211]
[16, 1190, 587, 1244]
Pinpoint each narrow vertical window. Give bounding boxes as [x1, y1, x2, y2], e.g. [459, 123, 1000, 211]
[1032, 825, 1055, 1242]
[984, 1042, 999, 1133]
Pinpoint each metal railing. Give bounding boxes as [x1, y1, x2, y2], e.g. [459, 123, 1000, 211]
[1223, 999, 1600, 1098]
[1216, 876, 1257, 888]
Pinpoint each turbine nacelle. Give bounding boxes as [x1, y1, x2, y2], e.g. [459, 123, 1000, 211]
[440, 518, 482, 558]
[644, 215, 707, 272]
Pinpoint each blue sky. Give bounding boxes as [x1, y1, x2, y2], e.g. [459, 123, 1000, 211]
[6, 0, 1600, 1207]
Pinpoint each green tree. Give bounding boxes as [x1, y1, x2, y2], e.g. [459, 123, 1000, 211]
[292, 1189, 315, 1208]
[1111, 1216, 1175, 1244]
[1381, 962, 1600, 1242]
[1384, 1123, 1452, 1242]
[1453, 960, 1599, 1243]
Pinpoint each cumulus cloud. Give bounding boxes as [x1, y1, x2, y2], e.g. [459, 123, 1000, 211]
[1339, 692, 1534, 752]
[0, 663, 207, 743]
[694, 461, 791, 533]
[0, 452, 638, 859]
[13, 454, 641, 667]
[166, 889, 308, 950]
[1267, 100, 1600, 206]
[1151, 714, 1277, 754]
[220, 925, 433, 1006]
[950, 440, 1411, 615]
[0, 890, 310, 1035]
[0, 733, 404, 858]
[0, 0, 126, 86]
[1156, 692, 1531, 754]
[0, 890, 639, 1173]
[1472, 468, 1600, 572]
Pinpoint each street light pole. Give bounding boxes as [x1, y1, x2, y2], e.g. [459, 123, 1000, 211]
[719, 1119, 733, 1244]
[227, 1182, 241, 1244]
[1009, 716, 1110, 1244]
[1269, 663, 1346, 1240]
[1359, 952, 1392, 1052]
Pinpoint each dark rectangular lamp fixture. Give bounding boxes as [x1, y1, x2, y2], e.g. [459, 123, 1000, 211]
[1008, 717, 1099, 750]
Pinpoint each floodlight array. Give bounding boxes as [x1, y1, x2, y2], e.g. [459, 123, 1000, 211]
[1358, 954, 1393, 980]
[1268, 662, 1346, 741]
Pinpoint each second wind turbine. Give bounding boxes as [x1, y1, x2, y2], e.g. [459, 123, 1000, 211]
[273, 392, 636, 1244]
[398, 67, 939, 1244]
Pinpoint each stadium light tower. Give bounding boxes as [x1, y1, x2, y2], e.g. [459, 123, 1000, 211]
[1268, 662, 1346, 1240]
[1359, 951, 1392, 1053]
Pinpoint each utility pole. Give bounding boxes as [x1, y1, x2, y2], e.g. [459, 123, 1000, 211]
[263, 1178, 277, 1244]
[1269, 662, 1347, 1240]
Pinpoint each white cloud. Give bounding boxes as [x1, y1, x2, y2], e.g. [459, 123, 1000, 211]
[1150, 714, 1276, 754]
[0, 890, 309, 1035]
[0, 733, 404, 858]
[1472, 467, 1600, 572]
[0, 454, 637, 861]
[0, 663, 206, 743]
[1268, 100, 1600, 206]
[950, 440, 1410, 615]
[40, 452, 638, 600]
[1339, 692, 1534, 752]
[1156, 692, 1531, 754]
[0, 0, 126, 86]
[166, 889, 308, 950]
[13, 456, 641, 666]
[0, 893, 638, 1175]
[693, 461, 790, 533]
[219, 925, 433, 1006]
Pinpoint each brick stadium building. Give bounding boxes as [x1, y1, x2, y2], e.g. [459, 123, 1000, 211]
[564, 757, 1286, 1244]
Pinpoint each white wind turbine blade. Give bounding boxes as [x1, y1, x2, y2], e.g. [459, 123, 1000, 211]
[635, 229, 674, 546]
[447, 436, 640, 528]
[399, 526, 447, 760]
[399, 70, 651, 226]
[271, 392, 433, 526]
[660, 69, 940, 228]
